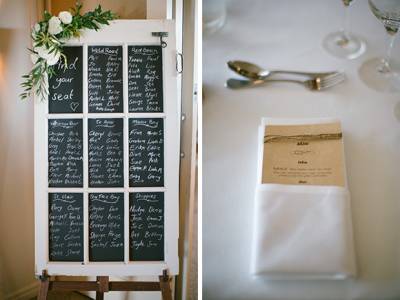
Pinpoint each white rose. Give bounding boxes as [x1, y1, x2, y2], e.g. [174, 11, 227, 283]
[34, 45, 50, 60]
[30, 53, 39, 64]
[58, 11, 72, 24]
[46, 50, 61, 66]
[48, 16, 62, 35]
[34, 46, 61, 65]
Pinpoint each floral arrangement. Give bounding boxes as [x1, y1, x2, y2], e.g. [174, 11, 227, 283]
[20, 4, 117, 101]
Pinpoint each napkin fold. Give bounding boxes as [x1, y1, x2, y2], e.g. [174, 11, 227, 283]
[251, 118, 357, 279]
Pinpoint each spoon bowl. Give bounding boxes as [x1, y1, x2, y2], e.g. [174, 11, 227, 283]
[227, 60, 270, 79]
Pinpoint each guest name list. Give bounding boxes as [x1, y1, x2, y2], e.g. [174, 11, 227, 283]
[88, 46, 123, 113]
[46, 43, 168, 263]
[130, 192, 164, 261]
[89, 193, 124, 261]
[128, 45, 163, 112]
[129, 118, 164, 187]
[48, 119, 83, 187]
[88, 118, 124, 187]
[49, 193, 83, 261]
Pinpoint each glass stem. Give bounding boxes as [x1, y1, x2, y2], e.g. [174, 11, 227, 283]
[379, 33, 396, 74]
[339, 5, 350, 45]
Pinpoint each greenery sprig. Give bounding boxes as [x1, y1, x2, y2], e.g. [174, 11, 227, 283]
[21, 3, 117, 101]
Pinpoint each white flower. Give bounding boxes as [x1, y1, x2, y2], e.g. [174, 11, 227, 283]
[31, 23, 41, 39]
[34, 45, 50, 60]
[30, 53, 39, 64]
[58, 11, 72, 24]
[34, 45, 61, 65]
[48, 16, 62, 35]
[33, 23, 41, 33]
[46, 50, 61, 66]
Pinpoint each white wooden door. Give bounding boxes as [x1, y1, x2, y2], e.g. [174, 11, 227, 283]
[34, 20, 180, 277]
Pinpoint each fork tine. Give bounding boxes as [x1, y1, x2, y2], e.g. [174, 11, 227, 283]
[317, 73, 345, 88]
[320, 74, 345, 89]
[307, 73, 345, 90]
[326, 72, 345, 80]
[318, 79, 343, 90]
[320, 72, 345, 83]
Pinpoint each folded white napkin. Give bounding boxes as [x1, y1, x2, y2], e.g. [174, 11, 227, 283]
[251, 118, 357, 279]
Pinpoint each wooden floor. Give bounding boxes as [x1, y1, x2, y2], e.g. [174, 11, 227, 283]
[31, 291, 93, 300]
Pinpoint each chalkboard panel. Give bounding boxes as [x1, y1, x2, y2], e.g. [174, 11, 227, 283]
[48, 119, 83, 187]
[89, 193, 124, 261]
[128, 46, 163, 112]
[49, 193, 83, 261]
[129, 118, 164, 187]
[88, 46, 123, 113]
[129, 192, 164, 261]
[49, 46, 83, 113]
[88, 118, 124, 187]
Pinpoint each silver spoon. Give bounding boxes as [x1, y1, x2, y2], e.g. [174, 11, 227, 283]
[227, 60, 338, 80]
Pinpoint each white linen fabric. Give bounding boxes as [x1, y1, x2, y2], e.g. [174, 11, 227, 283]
[251, 118, 357, 279]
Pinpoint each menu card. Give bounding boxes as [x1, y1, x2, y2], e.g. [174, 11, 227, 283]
[262, 122, 345, 186]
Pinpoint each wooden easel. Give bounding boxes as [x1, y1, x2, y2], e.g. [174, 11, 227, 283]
[37, 269, 173, 300]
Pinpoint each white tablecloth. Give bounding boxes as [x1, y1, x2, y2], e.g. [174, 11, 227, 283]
[203, 0, 400, 299]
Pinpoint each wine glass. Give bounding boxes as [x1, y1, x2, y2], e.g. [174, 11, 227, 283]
[359, 0, 400, 92]
[203, 0, 227, 35]
[323, 0, 366, 59]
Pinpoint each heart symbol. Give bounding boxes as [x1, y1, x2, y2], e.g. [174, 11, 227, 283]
[70, 102, 79, 112]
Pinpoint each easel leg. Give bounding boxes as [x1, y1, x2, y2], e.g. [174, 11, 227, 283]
[159, 270, 172, 300]
[96, 276, 109, 300]
[95, 291, 104, 300]
[37, 270, 49, 300]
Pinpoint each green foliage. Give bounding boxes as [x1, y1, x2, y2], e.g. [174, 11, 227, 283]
[20, 3, 117, 101]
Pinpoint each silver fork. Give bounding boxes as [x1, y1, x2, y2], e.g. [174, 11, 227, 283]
[226, 72, 346, 91]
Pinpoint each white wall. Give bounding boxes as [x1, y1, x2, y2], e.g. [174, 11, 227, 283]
[0, 0, 36, 299]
